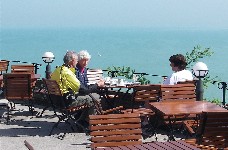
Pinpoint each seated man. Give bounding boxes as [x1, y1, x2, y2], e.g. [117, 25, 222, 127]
[76, 50, 104, 95]
[163, 54, 193, 85]
[76, 50, 108, 110]
[51, 50, 94, 128]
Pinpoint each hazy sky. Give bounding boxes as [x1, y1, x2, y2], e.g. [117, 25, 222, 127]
[1, 0, 228, 29]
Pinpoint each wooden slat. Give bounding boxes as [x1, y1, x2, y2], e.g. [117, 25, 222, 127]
[11, 64, 35, 74]
[89, 113, 142, 149]
[87, 69, 103, 85]
[185, 111, 228, 149]
[161, 83, 196, 101]
[3, 73, 33, 100]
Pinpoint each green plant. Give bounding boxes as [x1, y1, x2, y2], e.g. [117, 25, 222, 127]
[209, 98, 222, 105]
[185, 45, 219, 88]
[106, 66, 150, 85]
[185, 45, 214, 68]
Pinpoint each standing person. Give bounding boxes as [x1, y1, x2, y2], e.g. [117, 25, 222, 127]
[51, 50, 94, 128]
[76, 50, 104, 94]
[163, 54, 193, 85]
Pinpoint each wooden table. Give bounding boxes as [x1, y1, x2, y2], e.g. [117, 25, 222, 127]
[150, 100, 227, 116]
[0, 74, 41, 81]
[99, 84, 134, 110]
[95, 140, 201, 150]
[150, 100, 227, 141]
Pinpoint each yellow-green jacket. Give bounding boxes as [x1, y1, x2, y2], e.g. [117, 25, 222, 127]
[51, 66, 80, 94]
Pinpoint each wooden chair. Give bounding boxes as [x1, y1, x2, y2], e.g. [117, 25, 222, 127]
[122, 84, 161, 114]
[89, 113, 142, 149]
[89, 93, 123, 115]
[86, 68, 124, 115]
[160, 83, 197, 129]
[0, 60, 10, 75]
[11, 64, 35, 74]
[185, 111, 228, 149]
[42, 79, 89, 135]
[160, 83, 196, 102]
[3, 73, 34, 117]
[87, 69, 103, 85]
[0, 60, 10, 89]
[121, 84, 161, 139]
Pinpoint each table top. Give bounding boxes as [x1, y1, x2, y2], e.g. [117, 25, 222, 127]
[95, 140, 201, 150]
[0, 74, 41, 81]
[150, 100, 227, 116]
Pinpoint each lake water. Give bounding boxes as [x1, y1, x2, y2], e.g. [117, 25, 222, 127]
[0, 27, 228, 102]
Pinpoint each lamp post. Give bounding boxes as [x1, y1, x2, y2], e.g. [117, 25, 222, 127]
[192, 62, 209, 101]
[42, 52, 55, 79]
[218, 82, 228, 105]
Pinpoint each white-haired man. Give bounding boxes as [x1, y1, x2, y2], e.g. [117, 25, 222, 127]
[76, 50, 104, 94]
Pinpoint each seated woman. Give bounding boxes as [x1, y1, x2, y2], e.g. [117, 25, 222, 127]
[163, 54, 193, 85]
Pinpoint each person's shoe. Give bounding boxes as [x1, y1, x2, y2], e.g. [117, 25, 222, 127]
[77, 120, 89, 132]
[74, 111, 82, 120]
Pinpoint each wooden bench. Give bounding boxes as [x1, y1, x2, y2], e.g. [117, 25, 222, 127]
[89, 113, 142, 149]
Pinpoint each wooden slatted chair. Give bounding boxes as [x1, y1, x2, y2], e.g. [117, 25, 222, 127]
[89, 113, 142, 149]
[0, 60, 10, 75]
[122, 84, 161, 115]
[160, 83, 196, 102]
[89, 93, 123, 115]
[42, 78, 89, 135]
[3, 73, 34, 118]
[87, 69, 103, 85]
[160, 83, 197, 129]
[86, 68, 124, 115]
[11, 64, 35, 74]
[185, 111, 228, 149]
[0, 60, 10, 90]
[11, 64, 36, 87]
[121, 84, 161, 139]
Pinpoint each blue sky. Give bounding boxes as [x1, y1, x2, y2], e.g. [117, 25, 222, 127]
[1, 0, 228, 29]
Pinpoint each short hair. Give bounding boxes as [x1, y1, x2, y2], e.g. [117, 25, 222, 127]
[78, 50, 91, 61]
[169, 54, 187, 70]
[63, 50, 77, 64]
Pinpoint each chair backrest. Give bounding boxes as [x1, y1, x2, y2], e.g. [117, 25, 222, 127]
[87, 69, 103, 85]
[42, 78, 66, 109]
[89, 113, 142, 149]
[160, 83, 196, 101]
[133, 84, 161, 102]
[0, 60, 10, 75]
[196, 111, 228, 148]
[3, 73, 32, 100]
[11, 64, 35, 74]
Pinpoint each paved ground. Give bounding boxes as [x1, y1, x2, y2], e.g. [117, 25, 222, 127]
[0, 103, 186, 150]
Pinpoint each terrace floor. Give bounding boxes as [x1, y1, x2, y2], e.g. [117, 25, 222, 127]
[0, 102, 186, 150]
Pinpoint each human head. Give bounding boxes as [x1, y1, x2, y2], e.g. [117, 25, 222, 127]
[63, 50, 78, 68]
[77, 50, 91, 68]
[169, 54, 187, 72]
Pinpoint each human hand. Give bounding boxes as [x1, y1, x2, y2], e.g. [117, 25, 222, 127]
[97, 79, 105, 87]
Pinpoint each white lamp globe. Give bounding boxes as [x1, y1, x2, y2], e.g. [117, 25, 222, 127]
[192, 62, 209, 78]
[42, 52, 55, 63]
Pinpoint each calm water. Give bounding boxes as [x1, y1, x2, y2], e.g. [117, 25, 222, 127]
[0, 27, 228, 102]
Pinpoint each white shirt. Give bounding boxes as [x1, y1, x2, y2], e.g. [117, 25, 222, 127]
[163, 69, 193, 85]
